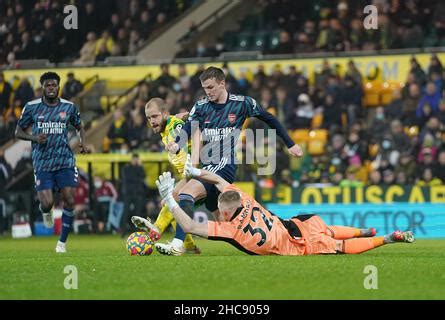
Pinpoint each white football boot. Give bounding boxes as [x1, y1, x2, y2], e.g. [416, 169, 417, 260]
[55, 241, 66, 253]
[155, 239, 186, 256]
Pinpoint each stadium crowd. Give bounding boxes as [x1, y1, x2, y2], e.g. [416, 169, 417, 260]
[104, 55, 445, 189]
[0, 0, 197, 67]
[176, 0, 445, 58]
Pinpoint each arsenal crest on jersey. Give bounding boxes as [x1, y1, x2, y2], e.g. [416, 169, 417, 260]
[228, 113, 236, 123]
[59, 111, 66, 120]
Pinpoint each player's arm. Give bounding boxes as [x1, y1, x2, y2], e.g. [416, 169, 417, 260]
[156, 172, 209, 238]
[174, 111, 189, 122]
[71, 104, 89, 154]
[168, 104, 199, 154]
[15, 104, 47, 144]
[183, 154, 229, 192]
[246, 97, 303, 157]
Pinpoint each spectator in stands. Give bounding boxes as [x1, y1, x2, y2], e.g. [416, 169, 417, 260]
[0, 72, 12, 115]
[154, 63, 176, 92]
[368, 170, 382, 186]
[93, 176, 118, 233]
[95, 42, 111, 63]
[416, 81, 441, 123]
[344, 130, 366, 166]
[62, 72, 84, 100]
[13, 77, 34, 108]
[128, 29, 144, 55]
[339, 166, 364, 187]
[321, 94, 343, 130]
[438, 99, 445, 124]
[434, 149, 445, 182]
[409, 57, 427, 86]
[416, 167, 442, 186]
[0, 149, 12, 197]
[395, 151, 417, 184]
[385, 89, 403, 120]
[127, 113, 147, 150]
[95, 30, 114, 57]
[114, 28, 129, 56]
[390, 119, 412, 152]
[382, 168, 396, 186]
[74, 32, 97, 66]
[428, 54, 443, 77]
[74, 170, 90, 224]
[286, 93, 313, 129]
[107, 109, 129, 152]
[402, 83, 421, 125]
[120, 153, 146, 238]
[342, 75, 363, 125]
[270, 31, 294, 55]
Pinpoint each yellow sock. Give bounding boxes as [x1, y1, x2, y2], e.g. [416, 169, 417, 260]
[184, 233, 197, 250]
[154, 204, 174, 234]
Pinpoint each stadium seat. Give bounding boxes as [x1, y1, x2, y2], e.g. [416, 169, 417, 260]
[363, 81, 382, 107]
[234, 32, 253, 51]
[267, 30, 281, 51]
[308, 140, 325, 156]
[311, 113, 323, 129]
[308, 129, 328, 143]
[252, 32, 268, 51]
[292, 129, 310, 145]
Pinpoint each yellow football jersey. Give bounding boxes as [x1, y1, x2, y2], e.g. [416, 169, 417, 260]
[160, 116, 189, 174]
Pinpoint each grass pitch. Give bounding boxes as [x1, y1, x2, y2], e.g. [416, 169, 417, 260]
[0, 234, 444, 300]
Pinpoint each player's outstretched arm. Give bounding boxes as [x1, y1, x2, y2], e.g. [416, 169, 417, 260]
[156, 172, 208, 238]
[183, 155, 229, 192]
[253, 103, 303, 157]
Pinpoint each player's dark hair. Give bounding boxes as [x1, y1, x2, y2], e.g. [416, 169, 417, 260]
[199, 66, 225, 83]
[218, 190, 241, 205]
[40, 72, 60, 85]
[146, 97, 168, 112]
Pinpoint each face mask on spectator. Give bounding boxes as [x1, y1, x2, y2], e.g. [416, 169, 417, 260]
[382, 140, 391, 150]
[173, 82, 181, 92]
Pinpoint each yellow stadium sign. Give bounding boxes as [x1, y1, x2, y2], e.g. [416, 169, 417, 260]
[4, 52, 444, 90]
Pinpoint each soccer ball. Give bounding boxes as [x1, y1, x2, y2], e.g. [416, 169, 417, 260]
[126, 232, 154, 256]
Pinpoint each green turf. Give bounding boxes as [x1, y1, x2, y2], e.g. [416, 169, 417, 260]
[0, 234, 444, 300]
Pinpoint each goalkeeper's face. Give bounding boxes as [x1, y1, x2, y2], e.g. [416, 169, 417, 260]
[42, 79, 59, 100]
[146, 106, 167, 133]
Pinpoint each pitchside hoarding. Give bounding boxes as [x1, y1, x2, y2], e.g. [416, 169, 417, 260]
[267, 203, 445, 239]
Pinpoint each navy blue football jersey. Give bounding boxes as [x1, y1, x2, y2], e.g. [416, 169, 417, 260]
[17, 98, 81, 172]
[187, 93, 261, 166]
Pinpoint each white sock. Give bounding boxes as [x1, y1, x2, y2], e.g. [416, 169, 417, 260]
[57, 240, 66, 247]
[171, 238, 184, 248]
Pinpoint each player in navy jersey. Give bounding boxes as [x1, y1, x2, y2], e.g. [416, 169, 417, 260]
[154, 66, 303, 255]
[15, 72, 88, 253]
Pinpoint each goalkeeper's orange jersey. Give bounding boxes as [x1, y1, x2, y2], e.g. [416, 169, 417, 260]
[207, 184, 307, 255]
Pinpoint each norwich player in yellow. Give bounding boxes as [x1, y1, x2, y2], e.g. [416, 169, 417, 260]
[131, 97, 200, 254]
